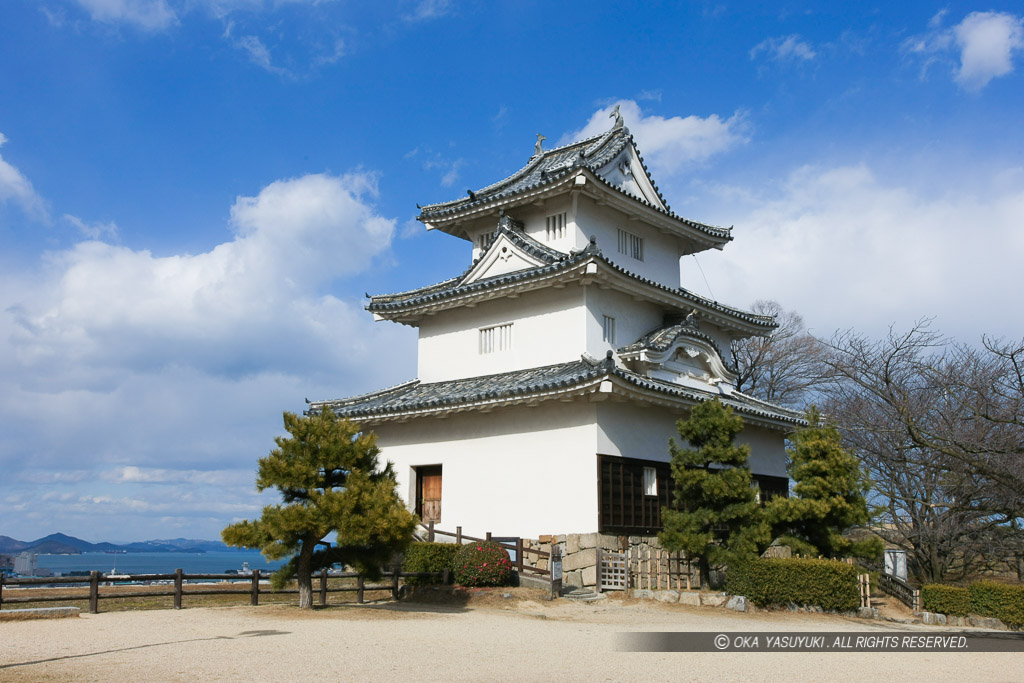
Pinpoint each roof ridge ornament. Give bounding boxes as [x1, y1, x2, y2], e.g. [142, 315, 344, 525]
[610, 104, 624, 130]
[534, 133, 546, 156]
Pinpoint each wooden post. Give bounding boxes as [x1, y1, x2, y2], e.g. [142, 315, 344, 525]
[89, 571, 99, 614]
[357, 575, 365, 604]
[250, 569, 260, 606]
[428, 521, 435, 542]
[486, 531, 492, 541]
[0, 573, 4, 610]
[442, 568, 450, 585]
[516, 538, 524, 573]
[657, 548, 663, 589]
[456, 526, 462, 544]
[174, 568, 183, 609]
[550, 545, 562, 600]
[319, 568, 328, 607]
[391, 565, 400, 600]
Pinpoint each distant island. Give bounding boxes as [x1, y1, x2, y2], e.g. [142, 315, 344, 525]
[0, 533, 241, 555]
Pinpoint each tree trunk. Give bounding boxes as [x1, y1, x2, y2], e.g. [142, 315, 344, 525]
[297, 541, 315, 609]
[698, 557, 711, 590]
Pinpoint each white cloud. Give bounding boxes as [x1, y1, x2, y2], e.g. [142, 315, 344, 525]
[0, 133, 48, 220]
[6, 172, 395, 387]
[562, 100, 747, 175]
[420, 154, 464, 188]
[63, 214, 118, 240]
[403, 0, 452, 23]
[905, 11, 1024, 91]
[688, 163, 1024, 342]
[954, 12, 1024, 91]
[750, 34, 817, 62]
[71, 0, 179, 31]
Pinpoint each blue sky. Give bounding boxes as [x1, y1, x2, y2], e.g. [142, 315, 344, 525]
[2, 1, 1022, 542]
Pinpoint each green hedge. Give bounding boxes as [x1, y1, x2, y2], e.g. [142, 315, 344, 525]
[726, 558, 860, 612]
[401, 542, 459, 586]
[921, 584, 970, 616]
[969, 581, 1024, 630]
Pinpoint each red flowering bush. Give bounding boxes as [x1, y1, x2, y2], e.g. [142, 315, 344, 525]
[452, 541, 513, 587]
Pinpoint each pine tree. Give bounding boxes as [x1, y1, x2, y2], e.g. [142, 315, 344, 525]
[222, 410, 417, 608]
[768, 407, 882, 559]
[659, 399, 769, 588]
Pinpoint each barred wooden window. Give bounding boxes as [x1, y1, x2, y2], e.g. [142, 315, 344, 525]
[546, 212, 566, 240]
[616, 228, 644, 260]
[752, 474, 789, 504]
[602, 315, 616, 344]
[479, 323, 512, 354]
[598, 455, 672, 534]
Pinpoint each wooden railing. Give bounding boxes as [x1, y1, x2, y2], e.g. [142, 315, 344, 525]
[423, 522, 552, 577]
[0, 566, 443, 614]
[877, 572, 921, 612]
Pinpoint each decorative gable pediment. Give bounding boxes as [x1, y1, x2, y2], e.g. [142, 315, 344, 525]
[461, 232, 548, 285]
[619, 323, 737, 393]
[594, 143, 668, 212]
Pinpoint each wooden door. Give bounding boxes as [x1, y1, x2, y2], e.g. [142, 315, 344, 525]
[416, 466, 442, 524]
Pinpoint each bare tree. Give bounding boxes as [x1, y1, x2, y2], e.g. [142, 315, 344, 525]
[732, 300, 824, 409]
[820, 321, 1024, 583]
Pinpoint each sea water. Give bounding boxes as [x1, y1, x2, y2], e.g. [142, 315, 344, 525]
[35, 551, 286, 576]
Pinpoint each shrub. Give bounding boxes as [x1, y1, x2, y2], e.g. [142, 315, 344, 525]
[726, 557, 860, 612]
[969, 581, 1024, 630]
[921, 584, 970, 616]
[452, 541, 513, 587]
[401, 542, 459, 586]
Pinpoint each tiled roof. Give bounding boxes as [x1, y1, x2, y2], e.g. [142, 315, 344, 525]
[310, 356, 612, 419]
[367, 232, 774, 330]
[308, 355, 803, 427]
[618, 318, 736, 373]
[417, 125, 731, 243]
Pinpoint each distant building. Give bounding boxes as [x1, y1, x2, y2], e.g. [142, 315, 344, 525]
[311, 118, 800, 551]
[14, 552, 38, 576]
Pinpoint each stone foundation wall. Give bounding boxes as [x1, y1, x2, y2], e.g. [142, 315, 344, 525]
[521, 533, 699, 590]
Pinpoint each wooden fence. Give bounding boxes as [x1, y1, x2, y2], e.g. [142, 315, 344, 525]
[0, 566, 443, 614]
[628, 547, 696, 590]
[877, 571, 921, 612]
[423, 522, 552, 578]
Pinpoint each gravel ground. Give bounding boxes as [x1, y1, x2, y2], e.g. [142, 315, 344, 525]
[1, 596, 1020, 682]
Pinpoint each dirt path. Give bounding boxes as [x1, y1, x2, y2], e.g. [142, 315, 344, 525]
[1, 596, 1020, 682]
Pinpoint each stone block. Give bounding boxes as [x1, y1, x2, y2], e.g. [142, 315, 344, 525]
[726, 595, 748, 612]
[920, 612, 946, 626]
[581, 564, 597, 586]
[655, 590, 680, 603]
[538, 534, 554, 544]
[563, 548, 597, 572]
[857, 607, 878, 619]
[678, 591, 701, 606]
[632, 589, 653, 600]
[628, 536, 641, 545]
[566, 534, 580, 555]
[967, 616, 1006, 630]
[701, 593, 727, 607]
[946, 615, 967, 627]
[564, 570, 583, 588]
[578, 533, 598, 550]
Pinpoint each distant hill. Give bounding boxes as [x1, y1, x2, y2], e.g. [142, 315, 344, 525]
[0, 533, 236, 554]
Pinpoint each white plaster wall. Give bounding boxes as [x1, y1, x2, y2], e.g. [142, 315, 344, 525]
[573, 197, 681, 289]
[373, 402, 600, 539]
[595, 402, 788, 477]
[583, 287, 664, 356]
[417, 286, 586, 383]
